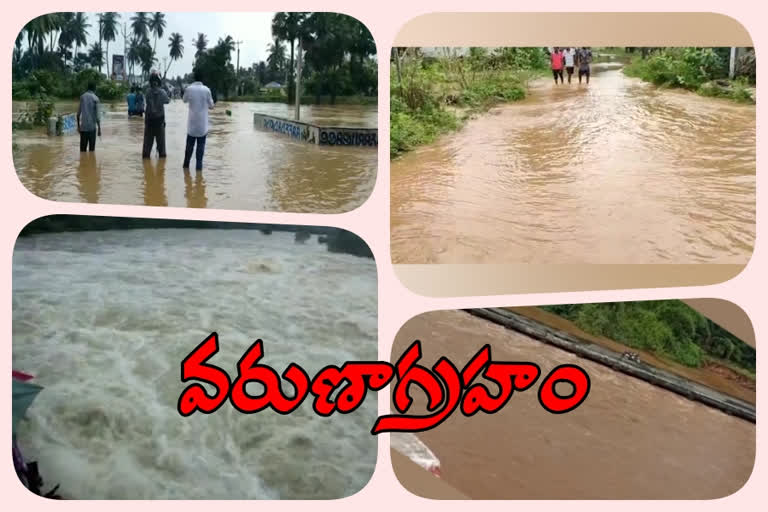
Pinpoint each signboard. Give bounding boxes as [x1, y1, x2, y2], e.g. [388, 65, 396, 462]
[112, 54, 125, 81]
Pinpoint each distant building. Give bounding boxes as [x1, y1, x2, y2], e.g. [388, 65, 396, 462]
[264, 81, 283, 89]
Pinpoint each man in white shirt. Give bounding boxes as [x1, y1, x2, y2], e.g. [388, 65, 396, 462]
[563, 47, 576, 84]
[182, 71, 215, 171]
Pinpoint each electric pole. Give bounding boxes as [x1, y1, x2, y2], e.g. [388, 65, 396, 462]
[235, 40, 244, 77]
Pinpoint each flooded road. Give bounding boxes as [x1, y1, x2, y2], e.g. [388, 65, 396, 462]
[13, 101, 377, 213]
[13, 229, 378, 499]
[391, 310, 755, 499]
[391, 66, 756, 264]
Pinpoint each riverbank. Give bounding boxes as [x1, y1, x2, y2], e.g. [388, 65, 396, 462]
[390, 49, 548, 157]
[493, 307, 755, 405]
[390, 69, 543, 157]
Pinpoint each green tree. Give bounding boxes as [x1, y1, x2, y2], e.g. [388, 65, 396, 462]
[130, 12, 149, 41]
[69, 13, 90, 64]
[271, 12, 308, 103]
[100, 12, 120, 76]
[88, 43, 104, 70]
[194, 32, 208, 59]
[136, 38, 155, 79]
[166, 32, 184, 77]
[193, 36, 237, 99]
[148, 12, 166, 53]
[266, 38, 286, 78]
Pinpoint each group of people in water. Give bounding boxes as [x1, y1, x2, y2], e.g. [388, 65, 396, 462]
[549, 47, 593, 85]
[76, 70, 215, 171]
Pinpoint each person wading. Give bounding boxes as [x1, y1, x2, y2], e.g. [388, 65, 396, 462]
[577, 47, 593, 85]
[76, 83, 101, 152]
[182, 71, 215, 171]
[550, 47, 565, 85]
[143, 72, 170, 159]
[126, 87, 137, 117]
[563, 47, 576, 84]
[135, 87, 145, 117]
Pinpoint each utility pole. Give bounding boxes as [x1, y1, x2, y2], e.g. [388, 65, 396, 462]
[235, 40, 244, 96]
[235, 40, 244, 77]
[295, 38, 303, 121]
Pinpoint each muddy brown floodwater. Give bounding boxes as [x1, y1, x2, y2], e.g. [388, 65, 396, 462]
[391, 310, 755, 500]
[13, 101, 377, 213]
[391, 65, 756, 264]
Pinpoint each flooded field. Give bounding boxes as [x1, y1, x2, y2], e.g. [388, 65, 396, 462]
[391, 65, 756, 264]
[13, 101, 377, 213]
[12, 229, 378, 499]
[391, 310, 755, 499]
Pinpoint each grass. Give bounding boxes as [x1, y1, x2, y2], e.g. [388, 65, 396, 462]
[390, 66, 542, 157]
[622, 48, 755, 104]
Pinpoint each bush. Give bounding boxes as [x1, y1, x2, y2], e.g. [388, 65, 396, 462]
[14, 94, 54, 129]
[390, 47, 543, 156]
[624, 47, 754, 103]
[544, 300, 753, 370]
[13, 68, 128, 101]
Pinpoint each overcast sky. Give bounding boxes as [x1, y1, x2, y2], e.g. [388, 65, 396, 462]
[36, 12, 278, 76]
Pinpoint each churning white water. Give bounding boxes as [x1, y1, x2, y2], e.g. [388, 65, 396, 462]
[12, 229, 378, 499]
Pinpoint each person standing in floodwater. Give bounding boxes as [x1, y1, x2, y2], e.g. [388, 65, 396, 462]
[143, 73, 170, 159]
[135, 87, 145, 117]
[563, 47, 576, 84]
[577, 47, 593, 84]
[550, 47, 565, 85]
[182, 70, 215, 171]
[127, 87, 137, 116]
[76, 82, 101, 152]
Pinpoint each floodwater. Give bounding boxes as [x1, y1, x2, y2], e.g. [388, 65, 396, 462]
[391, 310, 755, 500]
[12, 101, 377, 213]
[391, 65, 756, 264]
[12, 229, 378, 499]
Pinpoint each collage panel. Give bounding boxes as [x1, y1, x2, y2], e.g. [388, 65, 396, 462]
[390, 300, 756, 499]
[12, 216, 378, 499]
[12, 12, 378, 213]
[390, 12, 755, 295]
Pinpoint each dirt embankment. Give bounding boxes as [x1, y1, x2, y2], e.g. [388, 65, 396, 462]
[505, 306, 756, 404]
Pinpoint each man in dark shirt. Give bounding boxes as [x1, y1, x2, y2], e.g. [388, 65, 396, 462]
[142, 72, 170, 159]
[577, 47, 593, 84]
[76, 83, 101, 152]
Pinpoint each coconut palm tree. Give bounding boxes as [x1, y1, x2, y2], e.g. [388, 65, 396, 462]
[219, 35, 235, 56]
[100, 12, 120, 76]
[266, 39, 286, 75]
[127, 37, 141, 79]
[88, 43, 104, 69]
[130, 12, 149, 41]
[136, 38, 155, 80]
[194, 32, 208, 59]
[70, 13, 90, 63]
[271, 12, 307, 102]
[165, 32, 183, 77]
[148, 12, 166, 53]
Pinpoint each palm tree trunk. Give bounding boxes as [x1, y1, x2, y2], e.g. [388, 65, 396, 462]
[106, 42, 110, 76]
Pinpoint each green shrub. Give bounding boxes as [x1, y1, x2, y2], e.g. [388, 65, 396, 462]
[546, 300, 752, 370]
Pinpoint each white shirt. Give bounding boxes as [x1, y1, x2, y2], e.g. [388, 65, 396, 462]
[183, 82, 214, 137]
[564, 49, 576, 67]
